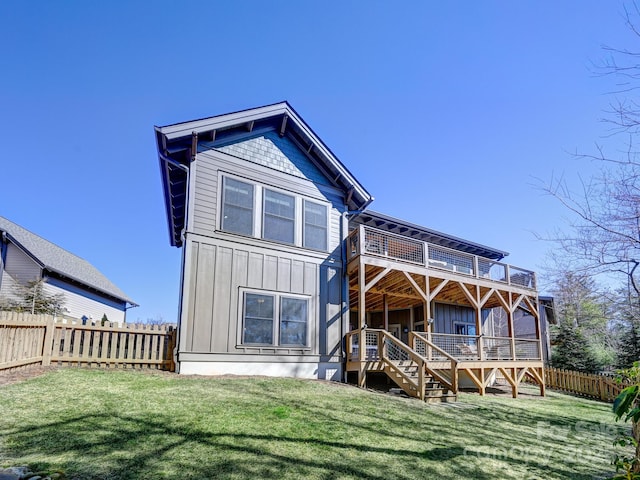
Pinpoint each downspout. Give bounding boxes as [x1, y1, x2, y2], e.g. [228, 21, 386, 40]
[340, 209, 366, 382]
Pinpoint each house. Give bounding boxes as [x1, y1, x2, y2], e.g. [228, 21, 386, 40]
[155, 102, 545, 400]
[0, 216, 136, 323]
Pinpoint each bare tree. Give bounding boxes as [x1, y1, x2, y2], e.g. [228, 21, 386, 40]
[543, 3, 640, 299]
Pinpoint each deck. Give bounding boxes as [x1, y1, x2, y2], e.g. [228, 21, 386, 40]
[345, 225, 544, 400]
[345, 329, 545, 400]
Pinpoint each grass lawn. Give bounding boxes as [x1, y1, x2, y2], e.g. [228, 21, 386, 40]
[0, 368, 630, 479]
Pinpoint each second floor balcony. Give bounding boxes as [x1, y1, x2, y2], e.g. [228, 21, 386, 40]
[348, 225, 536, 291]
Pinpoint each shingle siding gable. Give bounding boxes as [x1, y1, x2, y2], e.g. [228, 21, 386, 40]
[210, 131, 330, 186]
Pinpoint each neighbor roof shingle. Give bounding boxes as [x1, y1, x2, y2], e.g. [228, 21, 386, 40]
[0, 216, 135, 305]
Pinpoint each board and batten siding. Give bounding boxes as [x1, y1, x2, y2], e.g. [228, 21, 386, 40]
[179, 234, 343, 362]
[433, 302, 476, 334]
[190, 135, 346, 257]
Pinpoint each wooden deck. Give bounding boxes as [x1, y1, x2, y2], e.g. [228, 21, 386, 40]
[345, 225, 545, 401]
[345, 329, 544, 400]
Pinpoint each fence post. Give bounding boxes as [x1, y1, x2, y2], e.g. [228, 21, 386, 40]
[41, 316, 55, 366]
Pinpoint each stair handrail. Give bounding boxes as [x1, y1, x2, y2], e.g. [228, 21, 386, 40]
[409, 332, 459, 394]
[378, 330, 426, 400]
[378, 330, 457, 396]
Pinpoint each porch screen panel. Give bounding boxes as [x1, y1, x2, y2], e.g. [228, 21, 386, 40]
[303, 201, 327, 251]
[243, 293, 274, 344]
[280, 297, 308, 346]
[263, 189, 295, 244]
[222, 177, 254, 235]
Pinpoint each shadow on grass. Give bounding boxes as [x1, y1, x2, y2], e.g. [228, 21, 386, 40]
[256, 386, 619, 480]
[0, 373, 620, 479]
[2, 412, 484, 480]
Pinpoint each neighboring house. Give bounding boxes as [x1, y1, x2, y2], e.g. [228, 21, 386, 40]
[0, 216, 136, 323]
[156, 102, 545, 399]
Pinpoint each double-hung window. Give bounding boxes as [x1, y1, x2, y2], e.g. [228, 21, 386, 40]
[263, 189, 295, 244]
[221, 177, 254, 236]
[242, 291, 309, 347]
[220, 175, 329, 252]
[280, 297, 308, 345]
[243, 293, 275, 344]
[303, 200, 327, 251]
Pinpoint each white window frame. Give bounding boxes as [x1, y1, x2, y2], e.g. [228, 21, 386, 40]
[302, 199, 329, 251]
[220, 176, 256, 237]
[262, 188, 296, 245]
[240, 289, 310, 347]
[218, 173, 330, 252]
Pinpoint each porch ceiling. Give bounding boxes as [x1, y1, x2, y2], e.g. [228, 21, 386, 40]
[348, 264, 519, 312]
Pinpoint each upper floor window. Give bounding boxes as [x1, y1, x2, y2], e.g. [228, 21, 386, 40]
[219, 174, 330, 251]
[222, 177, 254, 236]
[303, 200, 327, 251]
[263, 189, 295, 244]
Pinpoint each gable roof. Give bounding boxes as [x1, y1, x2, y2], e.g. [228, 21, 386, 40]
[155, 101, 373, 247]
[350, 210, 509, 261]
[0, 216, 136, 305]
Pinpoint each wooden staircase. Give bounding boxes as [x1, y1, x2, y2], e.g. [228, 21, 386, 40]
[358, 330, 458, 404]
[383, 358, 457, 403]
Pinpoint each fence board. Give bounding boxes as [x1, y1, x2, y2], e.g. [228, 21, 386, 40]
[0, 312, 176, 373]
[545, 367, 625, 403]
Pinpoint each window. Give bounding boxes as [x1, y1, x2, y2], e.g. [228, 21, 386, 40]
[455, 323, 477, 345]
[303, 200, 327, 251]
[243, 293, 274, 344]
[454, 323, 476, 336]
[280, 297, 307, 345]
[222, 177, 254, 235]
[242, 291, 309, 347]
[263, 189, 295, 244]
[220, 175, 329, 251]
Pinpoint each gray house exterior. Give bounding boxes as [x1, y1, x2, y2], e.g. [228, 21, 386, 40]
[0, 216, 136, 323]
[156, 102, 372, 379]
[156, 102, 546, 397]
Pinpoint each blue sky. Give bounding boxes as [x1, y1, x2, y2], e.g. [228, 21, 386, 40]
[0, 1, 633, 322]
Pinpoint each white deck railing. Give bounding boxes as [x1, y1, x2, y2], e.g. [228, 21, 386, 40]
[348, 225, 536, 290]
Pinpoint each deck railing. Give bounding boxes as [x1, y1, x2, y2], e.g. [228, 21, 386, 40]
[416, 332, 541, 361]
[345, 329, 457, 394]
[349, 225, 536, 290]
[347, 330, 542, 363]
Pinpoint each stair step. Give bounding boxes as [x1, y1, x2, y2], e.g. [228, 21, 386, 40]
[424, 393, 458, 404]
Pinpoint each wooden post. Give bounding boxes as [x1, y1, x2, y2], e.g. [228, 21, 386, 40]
[358, 256, 366, 388]
[41, 316, 55, 366]
[474, 284, 483, 361]
[383, 294, 389, 331]
[418, 359, 425, 400]
[508, 294, 516, 361]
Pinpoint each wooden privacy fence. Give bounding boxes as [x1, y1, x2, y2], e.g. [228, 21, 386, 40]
[545, 367, 625, 403]
[0, 311, 176, 372]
